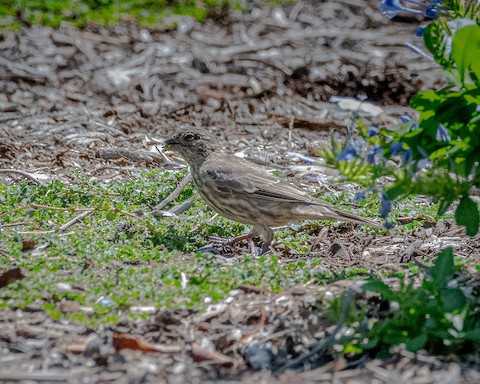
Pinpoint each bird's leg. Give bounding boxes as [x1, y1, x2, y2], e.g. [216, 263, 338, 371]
[254, 225, 274, 256]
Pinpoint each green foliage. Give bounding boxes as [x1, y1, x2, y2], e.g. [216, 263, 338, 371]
[455, 195, 480, 236]
[0, 171, 331, 325]
[400, 21, 480, 234]
[451, 24, 480, 82]
[322, 7, 480, 359]
[331, 248, 480, 357]
[0, 168, 432, 326]
[322, 5, 480, 236]
[0, 0, 245, 29]
[442, 0, 480, 19]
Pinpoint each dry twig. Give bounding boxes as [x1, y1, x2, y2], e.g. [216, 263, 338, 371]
[0, 169, 44, 185]
[151, 173, 192, 213]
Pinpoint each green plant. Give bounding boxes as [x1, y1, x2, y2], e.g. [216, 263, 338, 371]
[322, 6, 480, 234]
[0, 171, 333, 325]
[332, 248, 480, 357]
[0, 0, 245, 29]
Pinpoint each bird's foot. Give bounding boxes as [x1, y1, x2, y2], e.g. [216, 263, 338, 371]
[257, 244, 271, 256]
[196, 233, 258, 256]
[195, 244, 224, 254]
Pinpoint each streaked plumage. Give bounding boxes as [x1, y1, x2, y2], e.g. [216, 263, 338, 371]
[165, 128, 381, 254]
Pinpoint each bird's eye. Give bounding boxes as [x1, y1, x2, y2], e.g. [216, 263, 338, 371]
[184, 133, 196, 141]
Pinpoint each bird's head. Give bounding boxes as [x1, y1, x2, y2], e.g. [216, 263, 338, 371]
[165, 129, 217, 165]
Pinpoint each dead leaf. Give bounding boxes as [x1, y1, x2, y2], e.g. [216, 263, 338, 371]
[58, 300, 81, 313]
[0, 267, 25, 288]
[191, 343, 235, 367]
[22, 239, 35, 251]
[237, 284, 270, 294]
[113, 333, 181, 353]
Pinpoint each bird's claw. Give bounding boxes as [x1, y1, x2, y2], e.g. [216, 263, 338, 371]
[196, 239, 238, 256]
[198, 234, 269, 256]
[256, 245, 271, 256]
[195, 244, 223, 254]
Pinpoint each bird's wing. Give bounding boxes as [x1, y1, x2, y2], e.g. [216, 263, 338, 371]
[201, 153, 329, 205]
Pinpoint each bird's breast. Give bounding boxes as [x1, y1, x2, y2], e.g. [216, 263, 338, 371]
[190, 167, 297, 226]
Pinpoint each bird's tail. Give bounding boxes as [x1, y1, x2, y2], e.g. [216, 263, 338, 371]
[330, 208, 383, 229]
[292, 204, 383, 229]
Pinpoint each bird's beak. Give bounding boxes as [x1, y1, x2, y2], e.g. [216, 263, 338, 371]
[164, 136, 180, 149]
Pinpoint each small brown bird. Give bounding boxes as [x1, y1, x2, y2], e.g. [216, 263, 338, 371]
[165, 128, 382, 254]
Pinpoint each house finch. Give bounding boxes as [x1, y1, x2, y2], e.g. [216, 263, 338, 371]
[165, 128, 382, 254]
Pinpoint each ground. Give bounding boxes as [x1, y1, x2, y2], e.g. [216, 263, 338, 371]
[1, 0, 480, 382]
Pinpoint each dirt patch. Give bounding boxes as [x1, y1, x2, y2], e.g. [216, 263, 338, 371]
[1, 282, 480, 383]
[1, 1, 443, 180]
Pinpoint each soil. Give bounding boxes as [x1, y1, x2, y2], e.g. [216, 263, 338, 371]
[1, 0, 479, 382]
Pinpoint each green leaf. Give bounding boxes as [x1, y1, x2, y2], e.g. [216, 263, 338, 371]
[430, 146, 449, 160]
[385, 184, 407, 200]
[423, 22, 450, 67]
[437, 199, 452, 216]
[431, 247, 454, 289]
[461, 328, 480, 341]
[105, 211, 117, 221]
[362, 280, 394, 300]
[455, 196, 480, 236]
[343, 343, 363, 354]
[451, 25, 480, 83]
[411, 90, 442, 110]
[406, 333, 427, 352]
[441, 288, 467, 312]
